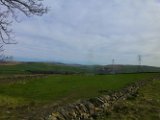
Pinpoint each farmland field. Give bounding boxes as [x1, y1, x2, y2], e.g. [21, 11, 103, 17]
[98, 77, 160, 120]
[0, 73, 159, 119]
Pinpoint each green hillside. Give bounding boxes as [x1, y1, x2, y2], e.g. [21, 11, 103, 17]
[0, 62, 160, 74]
[0, 62, 88, 74]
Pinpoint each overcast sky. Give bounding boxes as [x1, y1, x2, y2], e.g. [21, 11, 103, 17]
[4, 0, 160, 66]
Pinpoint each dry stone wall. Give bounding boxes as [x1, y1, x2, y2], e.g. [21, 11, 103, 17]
[47, 79, 149, 120]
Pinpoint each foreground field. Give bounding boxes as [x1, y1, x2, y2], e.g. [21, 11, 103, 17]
[0, 73, 159, 119]
[98, 77, 160, 120]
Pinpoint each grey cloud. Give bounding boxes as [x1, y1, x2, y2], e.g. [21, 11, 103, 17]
[4, 0, 160, 66]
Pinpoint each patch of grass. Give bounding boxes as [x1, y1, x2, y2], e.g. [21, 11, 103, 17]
[0, 95, 27, 107]
[0, 73, 158, 119]
[0, 73, 156, 103]
[99, 77, 160, 120]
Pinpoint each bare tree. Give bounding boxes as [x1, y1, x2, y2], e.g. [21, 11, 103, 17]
[0, 0, 47, 49]
[0, 53, 5, 63]
[0, 53, 14, 63]
[0, 44, 3, 51]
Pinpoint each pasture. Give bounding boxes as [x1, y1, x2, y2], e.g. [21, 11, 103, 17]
[98, 77, 160, 120]
[0, 73, 159, 119]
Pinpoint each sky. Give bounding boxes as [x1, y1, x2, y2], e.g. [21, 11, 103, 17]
[4, 0, 160, 66]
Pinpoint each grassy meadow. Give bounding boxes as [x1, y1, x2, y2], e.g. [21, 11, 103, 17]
[0, 74, 157, 104]
[0, 73, 159, 119]
[0, 63, 160, 119]
[98, 77, 160, 120]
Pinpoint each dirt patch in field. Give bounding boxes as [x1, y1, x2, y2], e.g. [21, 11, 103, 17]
[0, 74, 46, 84]
[0, 62, 21, 66]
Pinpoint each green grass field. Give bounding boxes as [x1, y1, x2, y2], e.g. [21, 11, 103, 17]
[98, 77, 160, 120]
[0, 62, 160, 119]
[0, 73, 157, 103]
[0, 73, 159, 119]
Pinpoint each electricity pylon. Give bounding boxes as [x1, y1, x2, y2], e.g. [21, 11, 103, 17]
[138, 55, 142, 73]
[112, 59, 115, 74]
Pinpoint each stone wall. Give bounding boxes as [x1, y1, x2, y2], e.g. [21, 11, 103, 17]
[47, 79, 149, 120]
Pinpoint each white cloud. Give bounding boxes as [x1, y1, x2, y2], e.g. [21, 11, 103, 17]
[4, 0, 160, 66]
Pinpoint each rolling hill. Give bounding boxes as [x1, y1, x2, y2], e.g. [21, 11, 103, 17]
[0, 62, 160, 74]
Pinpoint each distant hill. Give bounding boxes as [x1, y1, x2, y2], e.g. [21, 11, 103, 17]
[0, 62, 160, 74]
[95, 65, 160, 74]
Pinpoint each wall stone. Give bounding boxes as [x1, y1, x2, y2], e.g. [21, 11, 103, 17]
[46, 79, 150, 120]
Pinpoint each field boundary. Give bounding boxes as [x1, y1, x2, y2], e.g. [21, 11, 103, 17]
[0, 74, 46, 84]
[46, 78, 156, 120]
